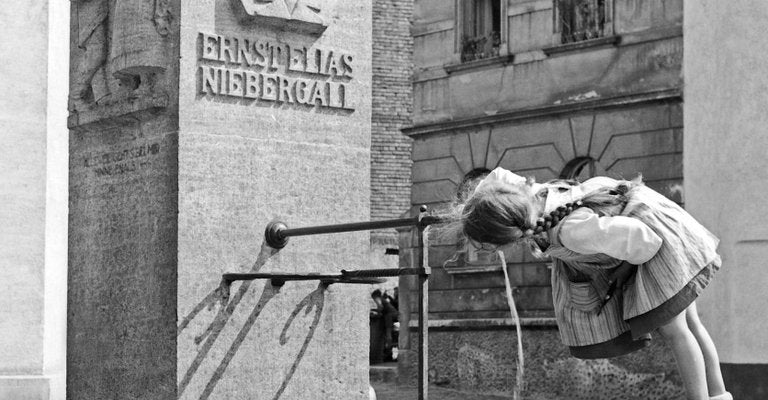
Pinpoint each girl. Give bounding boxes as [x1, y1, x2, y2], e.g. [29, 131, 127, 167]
[460, 167, 731, 400]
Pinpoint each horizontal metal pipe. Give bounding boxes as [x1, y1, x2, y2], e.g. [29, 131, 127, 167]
[264, 210, 448, 249]
[221, 272, 387, 287]
[340, 267, 431, 278]
[279, 217, 420, 238]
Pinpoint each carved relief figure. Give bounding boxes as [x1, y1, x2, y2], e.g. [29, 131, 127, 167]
[238, 0, 325, 26]
[70, 0, 172, 112]
[71, 0, 111, 108]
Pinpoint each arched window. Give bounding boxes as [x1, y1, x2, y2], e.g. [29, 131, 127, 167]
[456, 167, 491, 202]
[560, 156, 596, 181]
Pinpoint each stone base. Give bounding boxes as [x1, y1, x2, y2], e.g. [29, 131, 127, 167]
[0, 377, 50, 400]
[399, 326, 686, 400]
[721, 363, 768, 400]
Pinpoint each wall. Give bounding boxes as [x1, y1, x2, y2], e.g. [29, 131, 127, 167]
[0, 2, 68, 399]
[369, 0, 415, 295]
[177, 1, 373, 399]
[371, 0, 414, 228]
[400, 0, 687, 396]
[685, 1, 768, 398]
[411, 0, 683, 127]
[398, 103, 685, 396]
[68, 1, 375, 398]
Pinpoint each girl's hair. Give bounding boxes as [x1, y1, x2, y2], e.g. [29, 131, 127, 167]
[461, 181, 539, 246]
[458, 178, 635, 247]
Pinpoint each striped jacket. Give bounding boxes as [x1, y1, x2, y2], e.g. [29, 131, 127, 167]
[544, 180, 720, 346]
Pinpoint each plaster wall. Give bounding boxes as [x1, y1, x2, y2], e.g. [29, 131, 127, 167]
[0, 1, 68, 399]
[684, 0, 768, 365]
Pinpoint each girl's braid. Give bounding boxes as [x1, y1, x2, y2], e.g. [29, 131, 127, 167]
[527, 181, 631, 236]
[529, 200, 585, 236]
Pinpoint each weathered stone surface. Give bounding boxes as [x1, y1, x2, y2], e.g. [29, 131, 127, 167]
[411, 105, 682, 194]
[410, 287, 552, 314]
[411, 27, 683, 127]
[615, 0, 682, 34]
[508, 9, 553, 54]
[68, 0, 173, 124]
[414, 29, 455, 69]
[69, 0, 373, 399]
[400, 327, 685, 399]
[68, 124, 179, 400]
[175, 1, 373, 399]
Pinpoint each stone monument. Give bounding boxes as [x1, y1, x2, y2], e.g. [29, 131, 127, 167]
[67, 0, 372, 398]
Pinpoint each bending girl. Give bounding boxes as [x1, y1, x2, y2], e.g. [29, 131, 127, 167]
[459, 167, 730, 400]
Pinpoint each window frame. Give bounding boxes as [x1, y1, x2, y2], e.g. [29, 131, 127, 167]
[552, 0, 614, 46]
[454, 0, 509, 63]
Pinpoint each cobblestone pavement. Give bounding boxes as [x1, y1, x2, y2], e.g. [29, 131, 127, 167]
[371, 382, 514, 400]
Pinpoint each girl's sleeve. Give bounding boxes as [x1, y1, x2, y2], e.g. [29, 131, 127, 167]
[559, 208, 662, 265]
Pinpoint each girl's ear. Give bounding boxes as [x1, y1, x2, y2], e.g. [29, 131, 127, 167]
[525, 176, 536, 186]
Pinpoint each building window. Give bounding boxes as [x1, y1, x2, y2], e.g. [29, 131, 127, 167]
[456, 168, 491, 202]
[555, 0, 612, 44]
[460, 0, 502, 62]
[447, 168, 505, 270]
[560, 156, 597, 181]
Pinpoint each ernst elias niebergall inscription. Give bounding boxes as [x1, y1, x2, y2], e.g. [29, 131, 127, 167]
[198, 33, 354, 110]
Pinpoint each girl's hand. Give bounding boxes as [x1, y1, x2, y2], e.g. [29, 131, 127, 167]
[608, 261, 638, 291]
[598, 261, 638, 315]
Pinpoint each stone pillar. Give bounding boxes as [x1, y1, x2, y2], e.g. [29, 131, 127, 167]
[684, 1, 768, 398]
[0, 2, 69, 399]
[67, 0, 372, 399]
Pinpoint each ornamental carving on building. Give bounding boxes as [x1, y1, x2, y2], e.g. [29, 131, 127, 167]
[69, 0, 172, 126]
[235, 0, 328, 34]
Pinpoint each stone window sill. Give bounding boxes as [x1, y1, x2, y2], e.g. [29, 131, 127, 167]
[444, 264, 504, 274]
[444, 54, 514, 75]
[445, 260, 550, 275]
[542, 35, 620, 57]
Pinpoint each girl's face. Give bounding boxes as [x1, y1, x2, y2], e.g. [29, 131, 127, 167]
[539, 181, 582, 213]
[529, 183, 548, 216]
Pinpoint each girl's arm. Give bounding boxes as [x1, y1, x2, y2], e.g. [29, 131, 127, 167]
[559, 208, 662, 265]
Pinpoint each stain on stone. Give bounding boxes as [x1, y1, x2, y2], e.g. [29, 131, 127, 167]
[543, 358, 685, 400]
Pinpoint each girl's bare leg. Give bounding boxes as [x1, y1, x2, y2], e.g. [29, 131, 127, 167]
[657, 311, 709, 400]
[686, 302, 728, 397]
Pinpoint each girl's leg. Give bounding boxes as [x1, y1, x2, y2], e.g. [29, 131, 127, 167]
[657, 311, 709, 400]
[685, 302, 728, 397]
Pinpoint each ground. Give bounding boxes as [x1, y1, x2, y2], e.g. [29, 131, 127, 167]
[371, 382, 517, 400]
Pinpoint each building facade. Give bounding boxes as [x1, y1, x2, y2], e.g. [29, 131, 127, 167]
[368, 0, 415, 294]
[399, 0, 689, 397]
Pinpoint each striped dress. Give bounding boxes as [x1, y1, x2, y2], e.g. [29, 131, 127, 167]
[544, 179, 721, 359]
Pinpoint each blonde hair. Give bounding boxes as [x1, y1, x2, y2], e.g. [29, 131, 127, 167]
[458, 178, 635, 248]
[461, 181, 539, 246]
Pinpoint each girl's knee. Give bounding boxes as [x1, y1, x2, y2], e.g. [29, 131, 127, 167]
[685, 303, 702, 324]
[657, 312, 690, 339]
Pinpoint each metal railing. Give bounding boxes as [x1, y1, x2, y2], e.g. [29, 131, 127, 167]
[223, 207, 445, 400]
